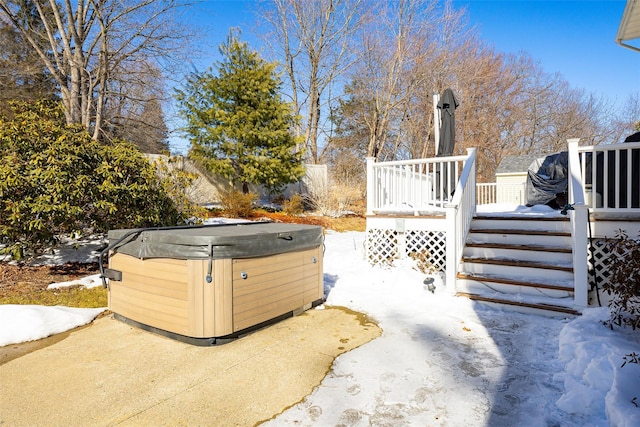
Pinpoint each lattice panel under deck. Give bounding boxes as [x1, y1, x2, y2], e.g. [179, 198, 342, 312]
[405, 230, 447, 272]
[366, 229, 398, 265]
[366, 228, 447, 271]
[587, 238, 612, 292]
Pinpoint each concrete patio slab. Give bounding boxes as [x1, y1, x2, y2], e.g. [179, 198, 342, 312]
[0, 306, 380, 426]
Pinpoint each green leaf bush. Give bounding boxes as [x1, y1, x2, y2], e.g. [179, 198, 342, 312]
[0, 101, 191, 259]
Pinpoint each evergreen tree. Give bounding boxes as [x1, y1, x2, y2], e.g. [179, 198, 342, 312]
[176, 31, 304, 194]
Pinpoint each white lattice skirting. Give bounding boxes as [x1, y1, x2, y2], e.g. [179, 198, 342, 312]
[366, 225, 623, 301]
[366, 227, 447, 272]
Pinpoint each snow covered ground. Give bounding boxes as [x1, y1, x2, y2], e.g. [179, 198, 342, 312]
[1, 214, 639, 426]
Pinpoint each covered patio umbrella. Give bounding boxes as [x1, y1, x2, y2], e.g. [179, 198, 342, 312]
[437, 88, 458, 157]
[436, 88, 458, 198]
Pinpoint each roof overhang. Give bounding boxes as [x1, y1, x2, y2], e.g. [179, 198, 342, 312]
[617, 0, 640, 52]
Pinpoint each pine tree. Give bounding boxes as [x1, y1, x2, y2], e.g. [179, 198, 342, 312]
[176, 31, 304, 194]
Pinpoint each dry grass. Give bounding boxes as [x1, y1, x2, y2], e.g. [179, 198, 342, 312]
[249, 210, 366, 232]
[0, 263, 106, 308]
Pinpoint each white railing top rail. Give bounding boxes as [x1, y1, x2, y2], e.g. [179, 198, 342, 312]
[370, 154, 469, 168]
[576, 140, 640, 152]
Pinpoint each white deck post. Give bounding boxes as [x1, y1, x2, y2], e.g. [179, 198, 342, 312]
[567, 138, 589, 309]
[445, 207, 457, 293]
[433, 92, 440, 156]
[366, 157, 376, 216]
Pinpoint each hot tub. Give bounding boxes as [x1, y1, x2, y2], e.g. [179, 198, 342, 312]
[100, 222, 324, 345]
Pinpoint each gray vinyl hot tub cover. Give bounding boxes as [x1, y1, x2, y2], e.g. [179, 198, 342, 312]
[107, 222, 324, 260]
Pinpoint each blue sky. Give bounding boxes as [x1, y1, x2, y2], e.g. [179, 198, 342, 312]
[455, 0, 639, 106]
[169, 0, 639, 153]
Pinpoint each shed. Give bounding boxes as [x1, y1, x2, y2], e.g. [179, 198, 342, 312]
[495, 154, 549, 204]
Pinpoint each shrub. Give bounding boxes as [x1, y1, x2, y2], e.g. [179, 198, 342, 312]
[219, 189, 257, 218]
[409, 251, 438, 275]
[304, 182, 362, 217]
[282, 193, 305, 216]
[603, 229, 640, 330]
[153, 155, 207, 221]
[0, 100, 191, 259]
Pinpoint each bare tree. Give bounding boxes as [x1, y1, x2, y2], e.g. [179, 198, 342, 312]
[329, 0, 470, 162]
[0, 2, 57, 115]
[259, 0, 364, 163]
[355, 0, 440, 160]
[612, 91, 640, 140]
[0, 0, 192, 140]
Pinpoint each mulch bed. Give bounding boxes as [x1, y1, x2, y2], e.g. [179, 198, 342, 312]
[0, 262, 100, 297]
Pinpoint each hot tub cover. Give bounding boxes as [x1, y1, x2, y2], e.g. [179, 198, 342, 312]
[107, 222, 324, 260]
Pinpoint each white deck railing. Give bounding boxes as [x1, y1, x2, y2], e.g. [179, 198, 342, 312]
[445, 148, 477, 288]
[366, 139, 638, 307]
[476, 182, 526, 205]
[575, 140, 640, 212]
[365, 149, 477, 289]
[366, 153, 470, 215]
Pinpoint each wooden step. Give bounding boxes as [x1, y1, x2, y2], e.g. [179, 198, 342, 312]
[464, 242, 572, 253]
[474, 214, 570, 222]
[468, 228, 570, 237]
[456, 272, 574, 292]
[460, 257, 573, 272]
[456, 292, 580, 316]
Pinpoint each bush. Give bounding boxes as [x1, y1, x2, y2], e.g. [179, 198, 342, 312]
[0, 100, 192, 259]
[219, 189, 257, 218]
[603, 229, 640, 330]
[304, 182, 362, 217]
[153, 155, 207, 221]
[282, 193, 305, 216]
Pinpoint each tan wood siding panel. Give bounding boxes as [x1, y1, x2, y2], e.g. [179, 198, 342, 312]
[111, 253, 187, 270]
[111, 285, 188, 314]
[190, 258, 234, 337]
[111, 255, 189, 283]
[303, 287, 321, 303]
[233, 294, 303, 332]
[109, 247, 322, 338]
[212, 258, 234, 336]
[234, 281, 303, 311]
[232, 247, 323, 332]
[232, 257, 303, 281]
[109, 253, 190, 336]
[304, 247, 322, 303]
[109, 297, 189, 335]
[111, 272, 187, 300]
[187, 260, 205, 336]
[233, 266, 305, 297]
[232, 251, 304, 269]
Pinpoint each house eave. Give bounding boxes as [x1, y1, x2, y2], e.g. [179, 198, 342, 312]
[617, 0, 640, 52]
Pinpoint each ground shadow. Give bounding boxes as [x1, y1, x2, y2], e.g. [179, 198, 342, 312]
[323, 273, 338, 300]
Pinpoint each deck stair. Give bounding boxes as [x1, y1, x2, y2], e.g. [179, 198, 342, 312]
[456, 213, 580, 316]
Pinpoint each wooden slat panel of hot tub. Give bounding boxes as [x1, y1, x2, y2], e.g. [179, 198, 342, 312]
[188, 258, 233, 338]
[109, 254, 191, 335]
[110, 254, 235, 338]
[109, 245, 323, 339]
[232, 246, 323, 332]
